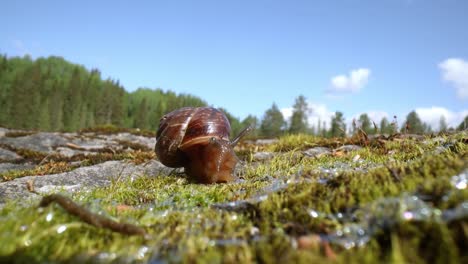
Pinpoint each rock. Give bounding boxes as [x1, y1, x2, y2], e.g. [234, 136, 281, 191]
[245, 139, 279, 145]
[303, 147, 332, 158]
[0, 128, 7, 138]
[0, 129, 157, 157]
[334, 145, 362, 153]
[0, 132, 68, 153]
[0, 163, 35, 174]
[109, 133, 156, 150]
[253, 151, 275, 161]
[0, 160, 171, 206]
[36, 184, 82, 194]
[0, 148, 22, 161]
[55, 147, 82, 158]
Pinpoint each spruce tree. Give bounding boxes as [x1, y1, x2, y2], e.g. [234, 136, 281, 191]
[379, 117, 393, 134]
[403, 111, 424, 134]
[260, 103, 285, 137]
[358, 113, 373, 134]
[289, 95, 308, 134]
[439, 115, 448, 132]
[330, 111, 346, 137]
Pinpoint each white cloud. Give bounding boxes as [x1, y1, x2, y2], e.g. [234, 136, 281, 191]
[439, 58, 468, 99]
[280, 107, 293, 121]
[415, 106, 468, 130]
[327, 68, 371, 94]
[11, 39, 31, 56]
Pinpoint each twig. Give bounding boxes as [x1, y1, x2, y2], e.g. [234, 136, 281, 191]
[38, 153, 53, 165]
[39, 194, 146, 236]
[385, 165, 401, 182]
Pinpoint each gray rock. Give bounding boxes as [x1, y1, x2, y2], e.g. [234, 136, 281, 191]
[109, 133, 156, 150]
[0, 160, 171, 206]
[55, 147, 81, 158]
[253, 151, 275, 161]
[0, 163, 35, 174]
[0, 128, 157, 158]
[245, 139, 279, 145]
[0, 148, 22, 161]
[0, 128, 7, 138]
[36, 184, 82, 194]
[0, 132, 68, 153]
[69, 136, 121, 151]
[303, 147, 332, 158]
[334, 145, 362, 152]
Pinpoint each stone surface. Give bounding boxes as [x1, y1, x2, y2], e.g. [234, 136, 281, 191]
[109, 133, 156, 150]
[0, 163, 35, 174]
[0, 130, 157, 157]
[0, 148, 22, 161]
[0, 128, 7, 138]
[334, 145, 362, 153]
[253, 151, 275, 161]
[0, 160, 171, 206]
[245, 139, 279, 145]
[0, 132, 68, 153]
[303, 147, 332, 158]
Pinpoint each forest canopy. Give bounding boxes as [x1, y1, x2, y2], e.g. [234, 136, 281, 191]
[1, 55, 466, 137]
[0, 55, 213, 132]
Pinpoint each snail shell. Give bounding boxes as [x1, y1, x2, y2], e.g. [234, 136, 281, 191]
[155, 107, 246, 183]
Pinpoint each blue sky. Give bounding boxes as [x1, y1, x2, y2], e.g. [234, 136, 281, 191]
[2, 0, 467, 130]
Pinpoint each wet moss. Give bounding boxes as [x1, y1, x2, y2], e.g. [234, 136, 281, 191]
[1, 161, 74, 181]
[0, 131, 466, 262]
[4, 131, 38, 138]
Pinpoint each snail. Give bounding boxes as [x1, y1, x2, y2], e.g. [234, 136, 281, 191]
[155, 107, 251, 183]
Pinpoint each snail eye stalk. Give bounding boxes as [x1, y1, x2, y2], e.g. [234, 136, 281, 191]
[230, 125, 253, 147]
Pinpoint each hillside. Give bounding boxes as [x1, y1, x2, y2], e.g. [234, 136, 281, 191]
[0, 55, 244, 133]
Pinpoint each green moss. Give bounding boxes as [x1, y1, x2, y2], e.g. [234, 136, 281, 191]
[4, 131, 37, 138]
[0, 132, 466, 262]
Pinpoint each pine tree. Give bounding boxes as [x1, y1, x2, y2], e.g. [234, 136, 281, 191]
[260, 103, 285, 137]
[379, 117, 393, 134]
[439, 115, 448, 132]
[63, 67, 83, 131]
[49, 81, 64, 131]
[241, 115, 259, 138]
[289, 95, 308, 134]
[403, 111, 424, 134]
[134, 98, 149, 129]
[358, 113, 373, 134]
[457, 115, 468, 131]
[330, 111, 346, 137]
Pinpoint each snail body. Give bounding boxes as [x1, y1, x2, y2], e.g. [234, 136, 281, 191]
[155, 107, 250, 183]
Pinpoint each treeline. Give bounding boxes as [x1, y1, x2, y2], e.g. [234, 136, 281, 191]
[255, 95, 468, 138]
[0, 55, 210, 132]
[1, 55, 466, 138]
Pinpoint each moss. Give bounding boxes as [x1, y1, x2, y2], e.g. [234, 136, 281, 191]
[1, 161, 74, 181]
[4, 131, 37, 138]
[0, 131, 466, 262]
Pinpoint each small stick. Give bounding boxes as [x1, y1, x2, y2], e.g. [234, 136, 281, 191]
[39, 194, 146, 236]
[385, 165, 401, 182]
